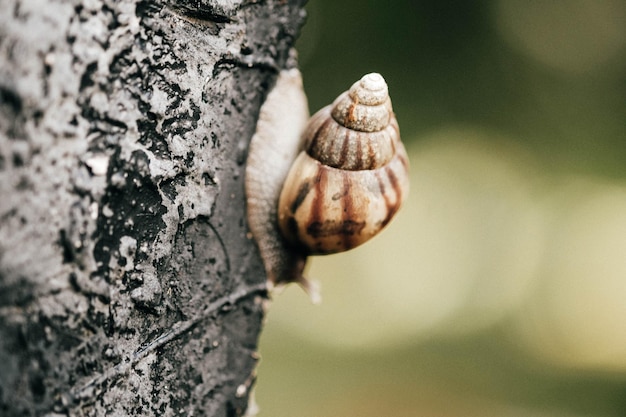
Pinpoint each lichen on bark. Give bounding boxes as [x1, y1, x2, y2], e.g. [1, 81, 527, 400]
[0, 0, 306, 416]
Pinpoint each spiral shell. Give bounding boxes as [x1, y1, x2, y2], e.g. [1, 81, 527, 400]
[277, 73, 409, 255]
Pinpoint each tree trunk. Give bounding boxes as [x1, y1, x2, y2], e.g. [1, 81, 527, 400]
[0, 1, 306, 416]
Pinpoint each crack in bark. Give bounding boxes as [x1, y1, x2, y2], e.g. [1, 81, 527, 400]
[60, 282, 268, 410]
[207, 221, 231, 273]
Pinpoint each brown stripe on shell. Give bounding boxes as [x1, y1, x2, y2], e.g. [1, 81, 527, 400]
[340, 170, 359, 250]
[355, 134, 364, 170]
[306, 113, 334, 162]
[305, 219, 367, 254]
[376, 164, 403, 228]
[338, 125, 350, 168]
[345, 101, 359, 128]
[305, 166, 327, 253]
[397, 147, 409, 172]
[290, 179, 312, 214]
[284, 216, 300, 247]
[368, 135, 380, 170]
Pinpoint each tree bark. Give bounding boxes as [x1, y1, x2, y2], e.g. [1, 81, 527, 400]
[0, 0, 306, 416]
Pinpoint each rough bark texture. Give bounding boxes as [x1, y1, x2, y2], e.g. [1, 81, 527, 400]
[0, 0, 306, 416]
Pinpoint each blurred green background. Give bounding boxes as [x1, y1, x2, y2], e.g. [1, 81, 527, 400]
[255, 1, 626, 416]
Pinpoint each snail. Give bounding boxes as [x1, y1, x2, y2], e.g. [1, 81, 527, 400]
[245, 70, 409, 296]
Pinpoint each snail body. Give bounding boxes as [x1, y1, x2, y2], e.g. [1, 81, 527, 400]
[246, 71, 409, 289]
[245, 69, 309, 286]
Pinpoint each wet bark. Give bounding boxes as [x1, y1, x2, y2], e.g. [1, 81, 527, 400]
[0, 0, 306, 416]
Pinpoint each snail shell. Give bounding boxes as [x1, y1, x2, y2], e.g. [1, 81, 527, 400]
[246, 71, 409, 290]
[277, 73, 409, 255]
